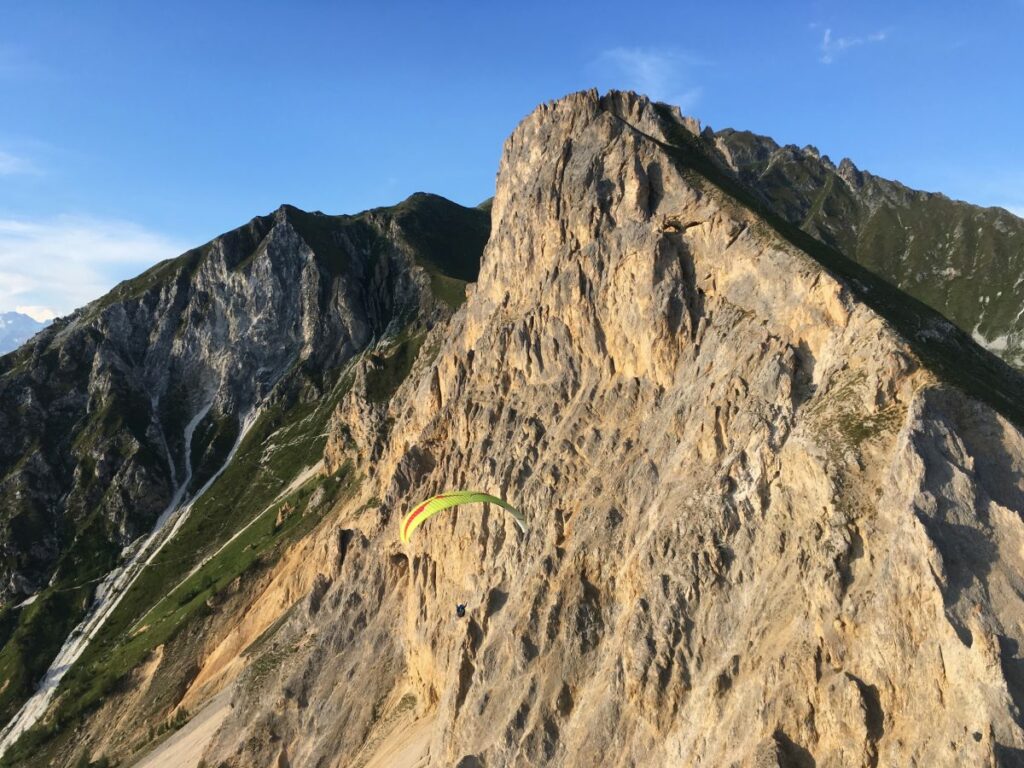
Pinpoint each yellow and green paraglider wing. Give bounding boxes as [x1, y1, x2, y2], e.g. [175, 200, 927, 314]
[400, 491, 526, 544]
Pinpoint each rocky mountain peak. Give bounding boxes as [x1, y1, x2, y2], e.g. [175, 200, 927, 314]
[4, 91, 1024, 768]
[199, 92, 1024, 765]
[837, 156, 864, 188]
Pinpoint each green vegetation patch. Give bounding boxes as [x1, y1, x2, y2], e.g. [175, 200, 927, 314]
[390, 193, 488, 283]
[365, 325, 428, 403]
[388, 193, 489, 309]
[0, 511, 120, 725]
[805, 371, 905, 456]
[428, 272, 469, 310]
[836, 406, 904, 449]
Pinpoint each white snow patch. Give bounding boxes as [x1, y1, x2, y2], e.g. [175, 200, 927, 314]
[972, 326, 1012, 353]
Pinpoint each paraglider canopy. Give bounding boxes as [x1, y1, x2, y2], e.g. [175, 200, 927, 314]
[400, 491, 527, 544]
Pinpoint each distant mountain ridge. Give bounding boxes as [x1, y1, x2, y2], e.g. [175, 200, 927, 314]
[0, 313, 47, 356]
[707, 127, 1024, 369]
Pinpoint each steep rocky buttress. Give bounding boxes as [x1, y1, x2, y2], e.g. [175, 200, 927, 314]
[193, 92, 1024, 766]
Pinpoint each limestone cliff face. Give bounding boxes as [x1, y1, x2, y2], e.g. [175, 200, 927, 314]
[193, 92, 1024, 767]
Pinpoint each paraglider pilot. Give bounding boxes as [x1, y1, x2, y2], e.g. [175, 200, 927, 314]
[398, 492, 526, 625]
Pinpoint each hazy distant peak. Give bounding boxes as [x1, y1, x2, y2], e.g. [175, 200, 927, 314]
[0, 311, 48, 355]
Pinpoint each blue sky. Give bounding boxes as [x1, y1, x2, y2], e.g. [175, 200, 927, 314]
[1, 0, 1022, 319]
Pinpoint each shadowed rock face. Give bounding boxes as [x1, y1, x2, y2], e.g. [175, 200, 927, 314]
[187, 92, 1024, 767]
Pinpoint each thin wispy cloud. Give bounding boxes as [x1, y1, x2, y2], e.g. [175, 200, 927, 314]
[593, 47, 703, 111]
[0, 150, 38, 176]
[820, 28, 889, 64]
[0, 215, 186, 318]
[14, 305, 56, 322]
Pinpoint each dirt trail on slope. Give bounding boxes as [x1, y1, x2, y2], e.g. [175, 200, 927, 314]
[143, 458, 326, 636]
[132, 686, 233, 768]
